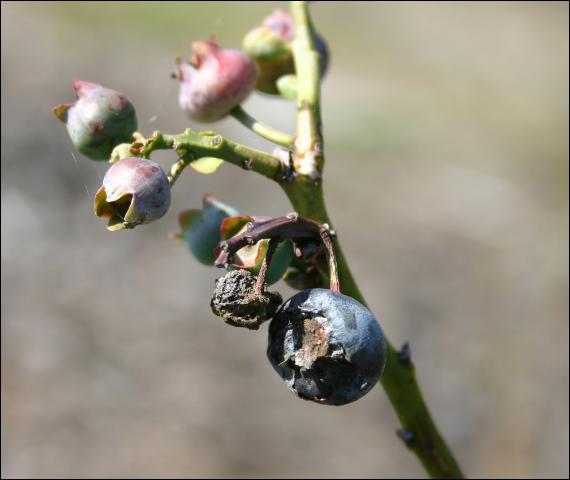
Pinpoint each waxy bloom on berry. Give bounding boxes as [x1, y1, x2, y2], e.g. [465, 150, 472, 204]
[177, 40, 258, 122]
[53, 81, 137, 160]
[94, 157, 170, 231]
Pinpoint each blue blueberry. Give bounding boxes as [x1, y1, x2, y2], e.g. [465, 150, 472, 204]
[267, 288, 387, 406]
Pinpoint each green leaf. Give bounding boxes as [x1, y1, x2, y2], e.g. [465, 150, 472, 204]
[190, 157, 224, 174]
[252, 239, 294, 285]
[220, 216, 252, 240]
[176, 194, 238, 265]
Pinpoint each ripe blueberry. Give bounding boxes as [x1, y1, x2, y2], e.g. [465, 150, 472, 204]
[211, 269, 282, 330]
[53, 81, 137, 160]
[177, 40, 258, 122]
[267, 288, 387, 406]
[94, 157, 171, 231]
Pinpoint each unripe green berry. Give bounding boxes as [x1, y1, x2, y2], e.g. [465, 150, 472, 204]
[53, 81, 137, 160]
[243, 10, 329, 96]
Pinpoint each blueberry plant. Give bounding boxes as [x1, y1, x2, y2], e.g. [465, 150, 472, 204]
[53, 2, 463, 477]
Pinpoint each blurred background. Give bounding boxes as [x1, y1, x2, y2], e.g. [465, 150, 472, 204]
[1, 2, 568, 478]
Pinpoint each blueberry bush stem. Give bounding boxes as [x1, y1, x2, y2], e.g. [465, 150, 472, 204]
[282, 2, 464, 478]
[130, 129, 285, 181]
[230, 105, 295, 148]
[55, 1, 466, 475]
[255, 238, 278, 294]
[167, 153, 192, 186]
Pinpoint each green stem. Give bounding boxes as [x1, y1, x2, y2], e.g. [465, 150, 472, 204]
[290, 0, 323, 179]
[167, 154, 192, 186]
[284, 184, 463, 479]
[133, 129, 285, 183]
[287, 2, 464, 478]
[230, 105, 295, 148]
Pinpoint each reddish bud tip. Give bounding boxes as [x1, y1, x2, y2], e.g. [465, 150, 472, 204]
[72, 80, 101, 98]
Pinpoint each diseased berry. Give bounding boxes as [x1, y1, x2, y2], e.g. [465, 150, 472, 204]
[211, 269, 282, 330]
[94, 157, 170, 231]
[177, 40, 258, 122]
[243, 10, 329, 95]
[267, 288, 387, 406]
[53, 81, 137, 160]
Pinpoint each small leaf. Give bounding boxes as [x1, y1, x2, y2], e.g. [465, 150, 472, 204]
[178, 209, 201, 232]
[233, 239, 294, 285]
[254, 239, 294, 285]
[190, 156, 224, 174]
[176, 194, 237, 265]
[220, 216, 252, 240]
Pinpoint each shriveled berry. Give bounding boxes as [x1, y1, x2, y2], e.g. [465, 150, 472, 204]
[94, 157, 170, 231]
[267, 288, 387, 406]
[177, 40, 258, 122]
[53, 81, 137, 160]
[211, 269, 282, 330]
[243, 10, 329, 95]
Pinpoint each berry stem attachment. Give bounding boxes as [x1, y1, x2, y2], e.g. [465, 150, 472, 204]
[320, 228, 340, 293]
[230, 105, 295, 148]
[255, 238, 279, 294]
[167, 153, 193, 186]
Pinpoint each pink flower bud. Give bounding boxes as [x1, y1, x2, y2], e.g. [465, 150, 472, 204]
[177, 40, 258, 122]
[53, 81, 137, 160]
[94, 157, 170, 231]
